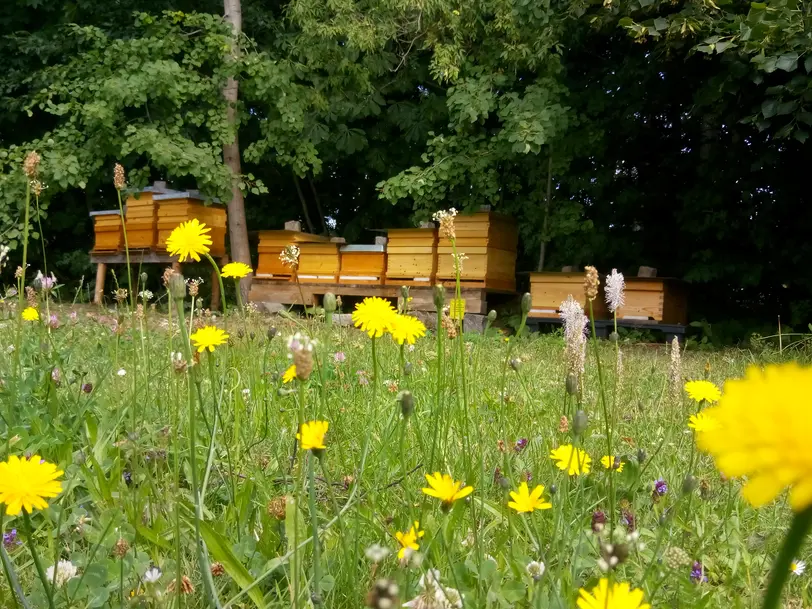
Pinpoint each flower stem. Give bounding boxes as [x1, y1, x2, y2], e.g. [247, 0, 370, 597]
[22, 512, 55, 609]
[115, 189, 134, 310]
[763, 507, 812, 609]
[307, 453, 322, 602]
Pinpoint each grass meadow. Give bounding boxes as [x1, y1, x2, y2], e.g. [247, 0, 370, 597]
[0, 275, 807, 609]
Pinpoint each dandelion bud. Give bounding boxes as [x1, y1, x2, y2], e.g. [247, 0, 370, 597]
[509, 358, 521, 372]
[584, 265, 599, 302]
[549, 484, 557, 495]
[400, 285, 409, 301]
[336, 295, 342, 309]
[609, 331, 619, 342]
[323, 292, 337, 313]
[521, 292, 532, 315]
[268, 326, 278, 340]
[397, 390, 414, 417]
[636, 448, 647, 464]
[113, 163, 126, 190]
[682, 474, 698, 495]
[168, 273, 187, 301]
[487, 309, 497, 322]
[433, 284, 445, 309]
[498, 475, 510, 490]
[565, 372, 578, 396]
[403, 362, 413, 376]
[23, 151, 41, 179]
[573, 410, 589, 436]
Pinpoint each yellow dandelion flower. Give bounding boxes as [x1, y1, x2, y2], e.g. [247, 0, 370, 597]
[395, 521, 424, 559]
[221, 262, 253, 279]
[282, 365, 297, 384]
[508, 482, 552, 513]
[297, 420, 328, 451]
[601, 455, 625, 473]
[165, 219, 212, 262]
[422, 472, 473, 508]
[550, 444, 592, 476]
[688, 412, 719, 433]
[577, 578, 650, 609]
[698, 363, 812, 510]
[0, 455, 63, 515]
[684, 380, 721, 403]
[190, 325, 229, 353]
[21, 307, 39, 321]
[352, 297, 397, 339]
[389, 314, 427, 345]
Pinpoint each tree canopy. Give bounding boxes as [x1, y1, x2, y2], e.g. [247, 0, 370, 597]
[1, 0, 810, 335]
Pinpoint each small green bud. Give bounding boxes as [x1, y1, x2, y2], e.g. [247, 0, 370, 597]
[168, 273, 187, 301]
[397, 390, 414, 417]
[573, 410, 589, 436]
[609, 331, 619, 342]
[267, 326, 278, 340]
[510, 358, 521, 372]
[140, 271, 148, 285]
[521, 292, 532, 315]
[323, 292, 337, 313]
[487, 309, 497, 322]
[549, 484, 557, 495]
[636, 448, 647, 464]
[682, 474, 698, 495]
[433, 284, 445, 309]
[565, 372, 579, 396]
[403, 362, 413, 376]
[400, 285, 410, 301]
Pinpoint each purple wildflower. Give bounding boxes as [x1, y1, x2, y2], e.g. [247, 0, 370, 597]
[591, 510, 606, 533]
[3, 529, 19, 549]
[334, 352, 346, 363]
[82, 383, 93, 394]
[356, 370, 369, 386]
[48, 315, 60, 329]
[621, 509, 636, 532]
[690, 561, 707, 583]
[51, 368, 61, 385]
[654, 478, 668, 496]
[514, 438, 528, 453]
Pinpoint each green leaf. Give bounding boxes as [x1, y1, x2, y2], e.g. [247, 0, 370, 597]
[805, 56, 812, 73]
[776, 53, 799, 72]
[196, 519, 266, 608]
[761, 99, 778, 118]
[135, 524, 172, 550]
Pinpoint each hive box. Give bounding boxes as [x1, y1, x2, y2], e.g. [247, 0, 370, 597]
[256, 230, 330, 278]
[297, 242, 341, 283]
[339, 245, 386, 285]
[528, 272, 609, 319]
[154, 191, 227, 256]
[385, 228, 438, 285]
[436, 211, 518, 291]
[90, 210, 123, 253]
[620, 278, 687, 324]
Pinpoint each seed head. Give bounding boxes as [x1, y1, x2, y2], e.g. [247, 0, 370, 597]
[433, 208, 457, 239]
[663, 546, 691, 569]
[267, 496, 287, 520]
[166, 575, 194, 595]
[23, 151, 41, 179]
[279, 245, 300, 269]
[584, 266, 599, 302]
[604, 269, 625, 313]
[112, 538, 130, 558]
[210, 562, 225, 577]
[113, 163, 126, 190]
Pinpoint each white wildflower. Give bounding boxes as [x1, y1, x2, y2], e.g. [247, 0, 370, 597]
[604, 268, 625, 313]
[365, 544, 391, 563]
[117, 368, 127, 377]
[45, 560, 78, 587]
[143, 566, 162, 583]
[526, 560, 545, 581]
[791, 560, 806, 576]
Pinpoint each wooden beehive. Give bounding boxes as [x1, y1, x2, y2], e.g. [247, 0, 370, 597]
[620, 278, 687, 324]
[339, 245, 386, 285]
[528, 273, 609, 319]
[124, 189, 161, 249]
[90, 210, 124, 253]
[297, 242, 341, 283]
[155, 191, 227, 256]
[256, 230, 329, 278]
[436, 211, 518, 290]
[385, 228, 437, 285]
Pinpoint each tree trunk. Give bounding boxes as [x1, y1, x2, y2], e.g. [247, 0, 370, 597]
[293, 172, 316, 234]
[537, 150, 553, 272]
[307, 174, 329, 235]
[223, 0, 251, 300]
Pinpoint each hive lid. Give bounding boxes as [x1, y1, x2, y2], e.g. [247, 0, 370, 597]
[339, 245, 385, 253]
[89, 210, 122, 217]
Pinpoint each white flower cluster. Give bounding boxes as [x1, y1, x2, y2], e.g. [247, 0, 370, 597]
[604, 268, 625, 313]
[403, 569, 463, 609]
[46, 560, 78, 587]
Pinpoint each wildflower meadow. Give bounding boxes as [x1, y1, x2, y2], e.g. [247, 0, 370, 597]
[0, 161, 811, 609]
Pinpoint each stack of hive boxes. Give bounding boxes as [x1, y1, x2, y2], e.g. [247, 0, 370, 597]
[124, 185, 169, 249]
[90, 210, 124, 253]
[385, 228, 438, 285]
[528, 273, 609, 319]
[339, 243, 386, 285]
[155, 191, 227, 256]
[256, 230, 329, 278]
[436, 211, 518, 291]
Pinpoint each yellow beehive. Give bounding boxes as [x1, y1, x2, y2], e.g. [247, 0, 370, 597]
[256, 230, 330, 278]
[436, 211, 518, 290]
[528, 273, 609, 319]
[339, 245, 386, 285]
[385, 228, 437, 285]
[90, 210, 123, 252]
[155, 192, 227, 256]
[297, 242, 341, 283]
[124, 191, 158, 249]
[621, 278, 687, 324]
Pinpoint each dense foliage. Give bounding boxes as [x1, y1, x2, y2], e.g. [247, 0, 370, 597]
[1, 0, 810, 332]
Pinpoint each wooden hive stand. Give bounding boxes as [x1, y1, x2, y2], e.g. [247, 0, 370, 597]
[436, 210, 518, 291]
[385, 228, 438, 286]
